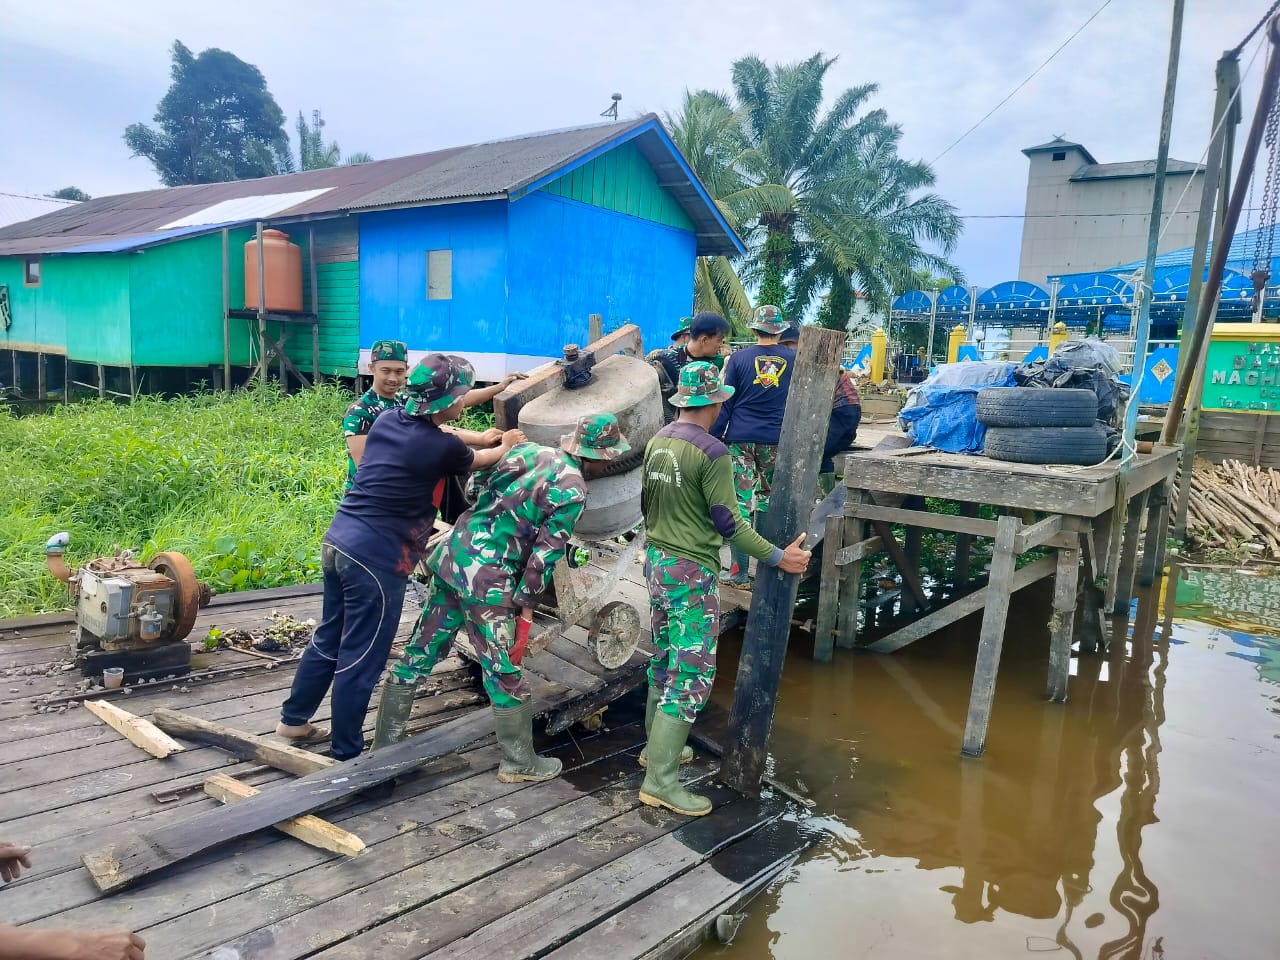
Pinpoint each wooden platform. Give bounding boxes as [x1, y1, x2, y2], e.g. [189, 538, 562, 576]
[0, 567, 808, 957]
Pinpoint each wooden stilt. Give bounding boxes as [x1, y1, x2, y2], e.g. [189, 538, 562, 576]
[128, 365, 138, 400]
[835, 494, 868, 649]
[96, 364, 105, 399]
[814, 514, 844, 663]
[901, 524, 924, 614]
[36, 352, 46, 402]
[961, 514, 1020, 757]
[955, 501, 977, 588]
[10, 350, 18, 396]
[1047, 541, 1081, 702]
[1139, 481, 1170, 587]
[1111, 489, 1150, 615]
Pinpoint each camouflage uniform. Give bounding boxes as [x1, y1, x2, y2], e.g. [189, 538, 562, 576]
[643, 545, 721, 721]
[728, 442, 778, 522]
[388, 416, 630, 707]
[342, 340, 408, 492]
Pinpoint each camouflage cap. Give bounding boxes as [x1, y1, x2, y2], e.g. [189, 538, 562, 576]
[401, 353, 476, 417]
[670, 360, 735, 408]
[750, 304, 786, 334]
[561, 413, 631, 461]
[670, 316, 693, 341]
[370, 339, 408, 363]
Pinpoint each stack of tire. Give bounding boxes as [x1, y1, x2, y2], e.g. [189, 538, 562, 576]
[975, 387, 1106, 466]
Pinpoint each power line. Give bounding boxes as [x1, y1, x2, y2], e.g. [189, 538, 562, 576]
[931, 0, 1117, 164]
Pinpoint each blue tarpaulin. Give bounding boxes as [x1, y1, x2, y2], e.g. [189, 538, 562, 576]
[899, 361, 1017, 453]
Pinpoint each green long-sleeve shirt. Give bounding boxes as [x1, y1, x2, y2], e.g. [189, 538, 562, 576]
[642, 420, 783, 575]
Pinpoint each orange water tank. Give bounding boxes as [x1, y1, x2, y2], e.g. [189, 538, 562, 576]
[244, 229, 304, 312]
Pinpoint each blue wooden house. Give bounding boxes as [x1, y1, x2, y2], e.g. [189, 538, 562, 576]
[0, 114, 741, 391]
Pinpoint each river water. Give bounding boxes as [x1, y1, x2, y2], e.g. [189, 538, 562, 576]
[694, 564, 1280, 960]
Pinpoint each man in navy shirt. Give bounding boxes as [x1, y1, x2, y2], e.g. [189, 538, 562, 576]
[277, 354, 523, 761]
[713, 304, 796, 585]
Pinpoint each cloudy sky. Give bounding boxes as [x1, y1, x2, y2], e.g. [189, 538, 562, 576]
[0, 0, 1270, 285]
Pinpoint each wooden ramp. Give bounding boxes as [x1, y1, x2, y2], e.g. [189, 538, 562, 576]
[0, 577, 806, 958]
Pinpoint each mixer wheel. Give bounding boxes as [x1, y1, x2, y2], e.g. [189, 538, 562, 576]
[149, 552, 201, 642]
[588, 601, 642, 669]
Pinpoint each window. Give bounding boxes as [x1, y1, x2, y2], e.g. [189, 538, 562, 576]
[1051, 151, 1067, 161]
[23, 257, 41, 287]
[426, 249, 452, 300]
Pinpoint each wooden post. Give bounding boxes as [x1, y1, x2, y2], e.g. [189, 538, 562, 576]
[814, 513, 844, 663]
[961, 513, 1020, 757]
[309, 225, 321, 385]
[955, 501, 977, 589]
[36, 352, 46, 403]
[588, 313, 603, 343]
[1046, 542, 1081, 702]
[128, 365, 138, 400]
[10, 350, 17, 397]
[221, 227, 231, 389]
[722, 325, 845, 793]
[835, 496, 868, 649]
[256, 221, 267, 382]
[1139, 481, 1171, 587]
[1110, 489, 1150, 615]
[96, 364, 106, 399]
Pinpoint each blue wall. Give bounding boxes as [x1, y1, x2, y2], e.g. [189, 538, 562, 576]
[359, 201, 508, 352]
[507, 191, 695, 357]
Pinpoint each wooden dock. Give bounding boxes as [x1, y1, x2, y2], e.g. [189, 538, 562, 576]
[0, 568, 813, 957]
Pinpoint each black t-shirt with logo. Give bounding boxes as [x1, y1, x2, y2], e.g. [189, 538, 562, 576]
[713, 344, 797, 444]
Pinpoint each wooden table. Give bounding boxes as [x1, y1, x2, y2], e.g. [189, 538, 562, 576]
[816, 443, 1180, 756]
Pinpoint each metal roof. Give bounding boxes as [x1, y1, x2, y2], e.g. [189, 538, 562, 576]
[0, 192, 76, 229]
[1070, 158, 1203, 181]
[1021, 138, 1098, 164]
[0, 115, 743, 258]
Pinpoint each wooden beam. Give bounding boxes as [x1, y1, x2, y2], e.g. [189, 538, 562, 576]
[814, 514, 844, 663]
[1046, 542, 1081, 702]
[954, 501, 977, 588]
[203, 774, 365, 857]
[82, 700, 185, 759]
[865, 553, 1057, 654]
[150, 708, 336, 776]
[722, 326, 846, 792]
[492, 323, 643, 429]
[1014, 514, 1064, 553]
[82, 706, 496, 893]
[844, 502, 1000, 539]
[961, 514, 1021, 757]
[867, 520, 929, 609]
[834, 535, 883, 565]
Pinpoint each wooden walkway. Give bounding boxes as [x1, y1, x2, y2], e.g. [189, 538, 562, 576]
[0, 572, 812, 958]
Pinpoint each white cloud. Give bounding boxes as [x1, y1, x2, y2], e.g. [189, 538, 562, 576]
[0, 0, 1267, 283]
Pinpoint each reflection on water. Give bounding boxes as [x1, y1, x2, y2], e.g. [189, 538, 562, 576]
[695, 565, 1280, 960]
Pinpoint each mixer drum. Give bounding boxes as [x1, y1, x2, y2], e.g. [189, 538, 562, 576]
[517, 353, 662, 540]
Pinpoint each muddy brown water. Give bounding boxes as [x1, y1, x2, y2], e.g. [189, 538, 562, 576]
[693, 566, 1280, 960]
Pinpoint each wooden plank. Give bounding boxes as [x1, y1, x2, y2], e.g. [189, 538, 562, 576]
[203, 774, 365, 857]
[1139, 480, 1171, 587]
[1111, 489, 1151, 615]
[540, 819, 815, 960]
[1046, 542, 1081, 702]
[844, 502, 999, 539]
[81, 705, 500, 893]
[864, 553, 1057, 654]
[377, 797, 784, 960]
[867, 519, 929, 609]
[814, 514, 844, 663]
[723, 326, 846, 792]
[493, 323, 643, 429]
[151, 708, 336, 776]
[961, 514, 1021, 757]
[836, 496, 868, 650]
[188, 767, 728, 960]
[81, 699, 186, 759]
[1014, 514, 1063, 553]
[833, 535, 883, 565]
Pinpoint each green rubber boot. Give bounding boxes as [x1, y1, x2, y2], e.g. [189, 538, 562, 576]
[818, 472, 836, 497]
[639, 687, 693, 768]
[638, 712, 711, 816]
[371, 680, 416, 750]
[493, 702, 562, 783]
[722, 548, 752, 587]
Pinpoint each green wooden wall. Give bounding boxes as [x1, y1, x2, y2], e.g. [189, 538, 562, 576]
[284, 260, 359, 377]
[0, 255, 130, 362]
[541, 141, 695, 230]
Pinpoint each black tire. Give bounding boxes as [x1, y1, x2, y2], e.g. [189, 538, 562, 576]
[975, 387, 1098, 427]
[983, 424, 1108, 466]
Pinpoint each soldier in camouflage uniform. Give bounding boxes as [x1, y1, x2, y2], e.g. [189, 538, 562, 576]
[639, 361, 811, 816]
[650, 312, 731, 423]
[371, 415, 631, 784]
[646, 316, 693, 362]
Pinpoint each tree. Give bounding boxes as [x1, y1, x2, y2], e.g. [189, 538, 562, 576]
[124, 41, 291, 186]
[292, 110, 374, 171]
[47, 186, 90, 201]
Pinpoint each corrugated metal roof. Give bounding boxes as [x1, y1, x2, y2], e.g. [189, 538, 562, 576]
[0, 115, 742, 257]
[0, 192, 77, 229]
[1071, 158, 1203, 180]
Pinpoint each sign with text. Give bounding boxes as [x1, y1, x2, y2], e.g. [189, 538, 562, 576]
[1202, 331, 1280, 414]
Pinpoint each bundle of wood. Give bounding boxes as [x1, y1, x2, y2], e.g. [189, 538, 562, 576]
[1187, 458, 1280, 557]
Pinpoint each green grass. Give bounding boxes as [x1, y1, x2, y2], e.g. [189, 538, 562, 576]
[0, 385, 495, 618]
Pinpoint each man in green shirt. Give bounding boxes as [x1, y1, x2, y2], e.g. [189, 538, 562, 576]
[639, 361, 810, 816]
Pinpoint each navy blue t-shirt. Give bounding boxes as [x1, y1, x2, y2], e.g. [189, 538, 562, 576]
[326, 409, 474, 575]
[713, 344, 797, 444]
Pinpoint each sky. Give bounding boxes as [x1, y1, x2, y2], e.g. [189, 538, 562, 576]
[0, 0, 1271, 286]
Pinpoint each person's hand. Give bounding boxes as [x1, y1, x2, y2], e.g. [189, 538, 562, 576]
[480, 427, 503, 446]
[62, 930, 146, 959]
[777, 534, 812, 575]
[0, 842, 31, 882]
[500, 429, 525, 449]
[501, 372, 527, 388]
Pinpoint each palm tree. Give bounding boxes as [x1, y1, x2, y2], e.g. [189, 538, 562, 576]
[293, 110, 373, 171]
[668, 53, 963, 331]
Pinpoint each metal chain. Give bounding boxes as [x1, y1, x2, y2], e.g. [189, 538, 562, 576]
[1253, 86, 1280, 273]
[1232, 0, 1280, 57]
